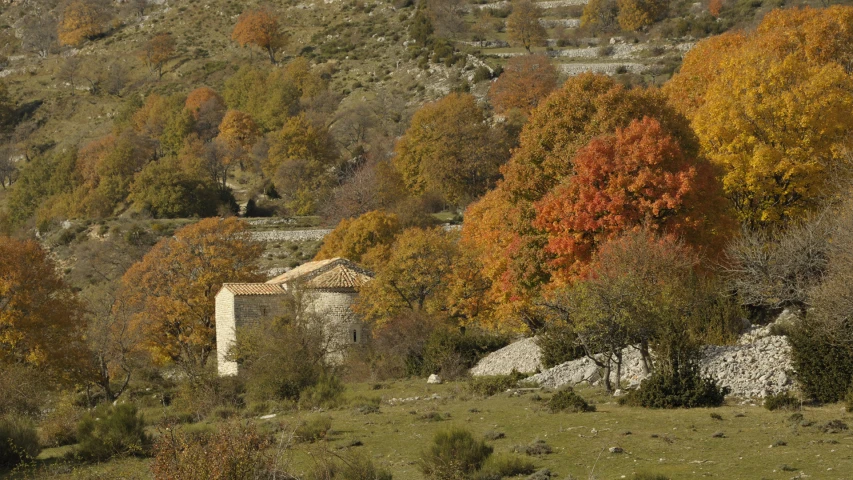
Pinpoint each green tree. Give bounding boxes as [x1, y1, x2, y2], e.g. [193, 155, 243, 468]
[394, 93, 508, 206]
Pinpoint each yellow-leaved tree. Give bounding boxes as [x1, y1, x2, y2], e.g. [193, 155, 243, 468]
[680, 6, 853, 227]
[393, 93, 509, 207]
[58, 0, 109, 46]
[314, 210, 401, 266]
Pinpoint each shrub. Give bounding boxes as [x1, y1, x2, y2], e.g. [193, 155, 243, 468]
[789, 315, 853, 403]
[420, 428, 493, 479]
[0, 416, 40, 469]
[39, 393, 84, 447]
[764, 392, 800, 411]
[332, 451, 394, 480]
[819, 419, 849, 434]
[233, 293, 335, 403]
[295, 416, 332, 443]
[468, 371, 528, 397]
[512, 439, 552, 456]
[174, 374, 246, 422]
[547, 388, 595, 413]
[536, 327, 585, 368]
[472, 66, 492, 83]
[76, 403, 149, 460]
[151, 421, 275, 479]
[299, 372, 345, 409]
[0, 364, 49, 417]
[420, 328, 510, 379]
[475, 454, 535, 479]
[621, 363, 729, 409]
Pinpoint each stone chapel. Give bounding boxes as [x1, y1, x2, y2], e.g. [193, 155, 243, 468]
[215, 257, 373, 376]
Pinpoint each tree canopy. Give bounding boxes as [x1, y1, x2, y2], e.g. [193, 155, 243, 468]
[118, 218, 263, 377]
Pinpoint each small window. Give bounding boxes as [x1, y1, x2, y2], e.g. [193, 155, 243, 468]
[352, 330, 358, 343]
[261, 306, 268, 316]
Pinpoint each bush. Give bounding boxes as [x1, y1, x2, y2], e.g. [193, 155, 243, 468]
[472, 66, 492, 83]
[536, 327, 585, 368]
[512, 439, 552, 456]
[547, 388, 595, 413]
[39, 393, 84, 447]
[295, 416, 332, 443]
[621, 364, 729, 409]
[76, 403, 149, 460]
[764, 392, 801, 411]
[0, 364, 49, 417]
[331, 451, 394, 480]
[468, 371, 528, 397]
[633, 474, 671, 480]
[420, 328, 510, 379]
[151, 421, 275, 479]
[789, 315, 853, 403]
[475, 454, 535, 479]
[420, 428, 493, 479]
[299, 372, 345, 409]
[174, 374, 246, 422]
[233, 294, 335, 403]
[0, 416, 40, 469]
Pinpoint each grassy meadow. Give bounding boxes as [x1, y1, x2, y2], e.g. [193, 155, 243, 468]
[12, 380, 853, 479]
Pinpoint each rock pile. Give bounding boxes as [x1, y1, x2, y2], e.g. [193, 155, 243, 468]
[470, 337, 543, 376]
[701, 334, 793, 398]
[474, 321, 796, 398]
[529, 348, 648, 390]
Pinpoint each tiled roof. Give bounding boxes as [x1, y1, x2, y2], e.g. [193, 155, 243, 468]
[266, 258, 338, 284]
[221, 283, 287, 296]
[305, 264, 373, 289]
[266, 257, 373, 290]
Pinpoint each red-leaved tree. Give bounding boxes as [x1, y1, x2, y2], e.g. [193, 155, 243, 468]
[533, 116, 727, 281]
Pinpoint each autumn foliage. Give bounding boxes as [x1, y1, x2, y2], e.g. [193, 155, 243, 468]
[119, 218, 263, 376]
[185, 87, 224, 119]
[394, 93, 508, 206]
[0, 237, 85, 376]
[506, 0, 547, 53]
[488, 55, 558, 116]
[314, 210, 401, 266]
[58, 0, 108, 46]
[533, 117, 727, 281]
[668, 6, 853, 227]
[231, 8, 286, 63]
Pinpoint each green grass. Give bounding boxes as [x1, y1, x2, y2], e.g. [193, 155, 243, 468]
[20, 380, 853, 479]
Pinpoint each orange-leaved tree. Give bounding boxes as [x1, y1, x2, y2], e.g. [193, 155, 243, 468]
[58, 0, 109, 46]
[185, 87, 224, 118]
[461, 73, 701, 330]
[139, 32, 176, 79]
[506, 0, 547, 53]
[118, 218, 263, 377]
[231, 7, 287, 63]
[533, 116, 729, 281]
[0, 237, 87, 380]
[488, 54, 557, 116]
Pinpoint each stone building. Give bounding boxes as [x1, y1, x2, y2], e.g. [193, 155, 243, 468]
[215, 257, 373, 376]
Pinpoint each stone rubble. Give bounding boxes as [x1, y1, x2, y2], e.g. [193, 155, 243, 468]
[470, 337, 543, 376]
[472, 320, 795, 398]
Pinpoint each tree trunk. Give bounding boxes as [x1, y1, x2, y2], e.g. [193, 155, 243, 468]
[602, 358, 612, 392]
[639, 340, 652, 374]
